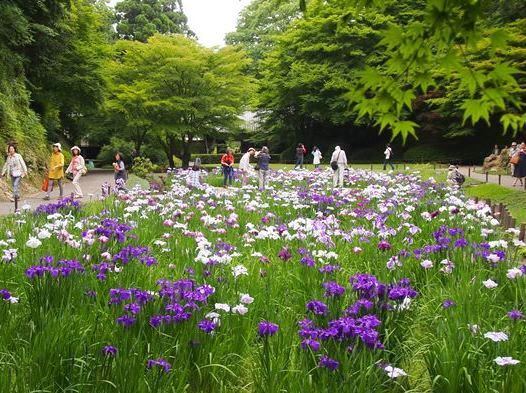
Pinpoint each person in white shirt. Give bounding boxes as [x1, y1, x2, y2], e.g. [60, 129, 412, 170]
[383, 143, 394, 170]
[239, 148, 255, 186]
[1, 144, 28, 203]
[187, 158, 202, 188]
[311, 146, 322, 169]
[330, 146, 347, 188]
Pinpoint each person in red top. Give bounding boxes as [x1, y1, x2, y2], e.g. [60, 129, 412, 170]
[221, 148, 235, 187]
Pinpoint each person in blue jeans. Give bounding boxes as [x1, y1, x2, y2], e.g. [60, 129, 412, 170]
[255, 147, 271, 190]
[221, 148, 235, 187]
[294, 143, 306, 169]
[383, 143, 395, 170]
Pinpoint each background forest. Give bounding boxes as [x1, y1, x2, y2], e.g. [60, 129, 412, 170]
[0, 0, 525, 170]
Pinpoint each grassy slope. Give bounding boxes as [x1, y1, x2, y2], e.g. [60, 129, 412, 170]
[464, 183, 526, 224]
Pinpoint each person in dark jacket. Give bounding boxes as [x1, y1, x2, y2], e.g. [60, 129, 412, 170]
[113, 152, 127, 190]
[512, 142, 526, 187]
[294, 143, 306, 170]
[255, 146, 271, 190]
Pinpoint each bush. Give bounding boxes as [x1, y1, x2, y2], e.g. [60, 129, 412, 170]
[132, 156, 158, 179]
[97, 137, 134, 166]
[402, 144, 481, 164]
[192, 153, 282, 165]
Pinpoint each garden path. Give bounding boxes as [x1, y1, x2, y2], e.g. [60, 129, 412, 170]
[458, 166, 526, 191]
[0, 170, 115, 215]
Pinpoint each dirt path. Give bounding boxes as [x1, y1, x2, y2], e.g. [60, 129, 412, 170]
[458, 166, 526, 191]
[0, 170, 115, 215]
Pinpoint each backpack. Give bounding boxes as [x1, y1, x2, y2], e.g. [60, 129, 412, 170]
[455, 172, 465, 185]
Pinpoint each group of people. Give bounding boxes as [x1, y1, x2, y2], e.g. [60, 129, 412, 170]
[221, 147, 271, 190]
[1, 142, 128, 206]
[207, 145, 350, 190]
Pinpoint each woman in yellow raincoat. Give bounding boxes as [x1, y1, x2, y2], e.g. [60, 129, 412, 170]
[45, 143, 65, 200]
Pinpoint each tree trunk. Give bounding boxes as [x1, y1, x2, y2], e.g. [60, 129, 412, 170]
[182, 133, 193, 168]
[168, 136, 177, 168]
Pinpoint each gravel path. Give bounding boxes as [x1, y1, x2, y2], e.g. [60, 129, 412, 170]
[0, 170, 115, 215]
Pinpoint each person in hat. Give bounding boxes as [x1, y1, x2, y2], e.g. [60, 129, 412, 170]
[1, 143, 28, 204]
[45, 143, 65, 200]
[65, 146, 86, 198]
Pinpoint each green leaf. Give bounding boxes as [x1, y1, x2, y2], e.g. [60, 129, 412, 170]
[461, 98, 492, 125]
[391, 120, 419, 143]
[489, 29, 510, 50]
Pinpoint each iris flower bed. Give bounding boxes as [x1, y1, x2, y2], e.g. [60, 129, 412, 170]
[0, 168, 524, 392]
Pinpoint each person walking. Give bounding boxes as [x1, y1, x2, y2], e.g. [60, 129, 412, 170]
[239, 147, 255, 186]
[255, 146, 271, 190]
[45, 143, 65, 200]
[294, 143, 306, 170]
[512, 143, 526, 187]
[221, 148, 235, 187]
[65, 146, 86, 198]
[509, 142, 519, 175]
[311, 146, 322, 169]
[493, 144, 499, 155]
[330, 146, 347, 188]
[1, 143, 28, 204]
[113, 152, 127, 190]
[383, 143, 394, 171]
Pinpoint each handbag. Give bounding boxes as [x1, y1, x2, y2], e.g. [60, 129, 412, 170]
[41, 177, 49, 192]
[66, 172, 74, 181]
[331, 151, 341, 171]
[510, 154, 520, 165]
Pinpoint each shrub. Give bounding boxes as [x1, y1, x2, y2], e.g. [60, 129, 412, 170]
[132, 157, 158, 179]
[97, 137, 134, 166]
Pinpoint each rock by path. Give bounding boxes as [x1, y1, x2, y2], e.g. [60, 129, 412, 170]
[0, 170, 115, 215]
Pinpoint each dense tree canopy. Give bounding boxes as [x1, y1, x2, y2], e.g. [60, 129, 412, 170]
[103, 34, 254, 167]
[115, 0, 192, 42]
[230, 0, 525, 161]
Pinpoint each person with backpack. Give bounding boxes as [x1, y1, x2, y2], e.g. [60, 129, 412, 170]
[294, 143, 306, 170]
[221, 148, 235, 187]
[509, 142, 520, 176]
[330, 146, 347, 188]
[383, 144, 394, 170]
[65, 146, 86, 198]
[447, 165, 465, 188]
[1, 143, 28, 204]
